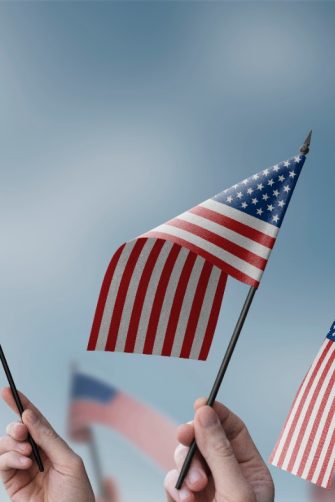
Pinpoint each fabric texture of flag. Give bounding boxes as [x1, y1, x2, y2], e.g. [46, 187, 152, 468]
[88, 154, 305, 360]
[68, 372, 177, 470]
[270, 321, 335, 489]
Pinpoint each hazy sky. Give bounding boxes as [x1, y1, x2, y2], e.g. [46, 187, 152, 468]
[0, 2, 334, 501]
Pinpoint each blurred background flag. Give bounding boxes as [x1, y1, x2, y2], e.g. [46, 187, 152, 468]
[270, 321, 335, 489]
[68, 371, 177, 470]
[87, 138, 309, 361]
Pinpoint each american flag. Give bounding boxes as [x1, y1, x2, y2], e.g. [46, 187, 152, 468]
[88, 154, 305, 360]
[270, 321, 335, 488]
[68, 372, 177, 470]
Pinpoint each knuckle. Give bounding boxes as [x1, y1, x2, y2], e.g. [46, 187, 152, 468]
[71, 453, 85, 471]
[39, 422, 59, 441]
[210, 436, 234, 459]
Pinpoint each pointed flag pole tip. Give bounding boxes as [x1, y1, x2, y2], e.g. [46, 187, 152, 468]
[300, 130, 312, 155]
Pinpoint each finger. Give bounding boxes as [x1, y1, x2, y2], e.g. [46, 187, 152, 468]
[1, 388, 38, 416]
[174, 444, 207, 492]
[194, 406, 255, 501]
[194, 398, 266, 467]
[0, 451, 32, 471]
[0, 436, 32, 456]
[177, 423, 194, 447]
[6, 422, 29, 442]
[164, 469, 195, 502]
[21, 409, 75, 465]
[2, 387, 76, 466]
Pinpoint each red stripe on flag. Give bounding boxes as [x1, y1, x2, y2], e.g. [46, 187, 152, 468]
[276, 340, 334, 468]
[286, 350, 335, 472]
[190, 206, 275, 249]
[105, 239, 147, 351]
[306, 396, 335, 481]
[168, 218, 267, 270]
[316, 426, 335, 487]
[296, 371, 335, 477]
[124, 239, 165, 353]
[161, 252, 197, 357]
[198, 271, 227, 361]
[143, 244, 181, 355]
[87, 244, 125, 351]
[268, 377, 307, 465]
[179, 261, 213, 359]
[145, 230, 260, 288]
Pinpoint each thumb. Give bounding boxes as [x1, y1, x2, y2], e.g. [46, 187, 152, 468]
[22, 408, 75, 465]
[194, 406, 254, 502]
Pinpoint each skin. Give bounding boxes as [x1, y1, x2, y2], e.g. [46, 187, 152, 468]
[1, 388, 274, 502]
[0, 387, 95, 502]
[165, 398, 275, 502]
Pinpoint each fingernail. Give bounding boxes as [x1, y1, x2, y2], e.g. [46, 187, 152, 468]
[18, 443, 27, 453]
[179, 488, 191, 501]
[188, 468, 204, 485]
[198, 406, 220, 428]
[19, 456, 30, 465]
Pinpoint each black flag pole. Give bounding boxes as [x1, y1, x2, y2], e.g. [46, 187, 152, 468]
[88, 430, 106, 499]
[0, 345, 44, 472]
[176, 130, 312, 490]
[70, 363, 106, 498]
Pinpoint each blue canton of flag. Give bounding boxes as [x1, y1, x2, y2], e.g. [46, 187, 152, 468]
[213, 155, 306, 227]
[326, 321, 335, 342]
[71, 373, 118, 403]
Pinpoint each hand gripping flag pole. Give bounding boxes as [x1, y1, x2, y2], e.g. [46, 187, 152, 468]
[175, 131, 313, 488]
[0, 345, 44, 472]
[87, 131, 312, 486]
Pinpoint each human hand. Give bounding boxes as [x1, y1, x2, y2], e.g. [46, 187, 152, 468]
[165, 398, 274, 502]
[0, 387, 95, 502]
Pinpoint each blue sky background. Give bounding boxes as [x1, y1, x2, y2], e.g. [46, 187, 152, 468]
[0, 2, 334, 501]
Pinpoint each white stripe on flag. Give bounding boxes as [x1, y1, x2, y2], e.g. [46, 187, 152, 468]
[170, 255, 205, 357]
[95, 241, 136, 350]
[319, 436, 335, 487]
[281, 344, 335, 470]
[133, 240, 173, 354]
[152, 248, 189, 355]
[271, 340, 331, 466]
[189, 265, 221, 360]
[292, 357, 335, 475]
[152, 223, 263, 282]
[311, 403, 335, 485]
[302, 393, 335, 480]
[178, 211, 271, 259]
[114, 239, 156, 352]
[201, 199, 279, 238]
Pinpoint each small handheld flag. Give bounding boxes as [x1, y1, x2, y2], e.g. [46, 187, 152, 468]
[88, 133, 310, 360]
[87, 131, 312, 488]
[270, 321, 335, 489]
